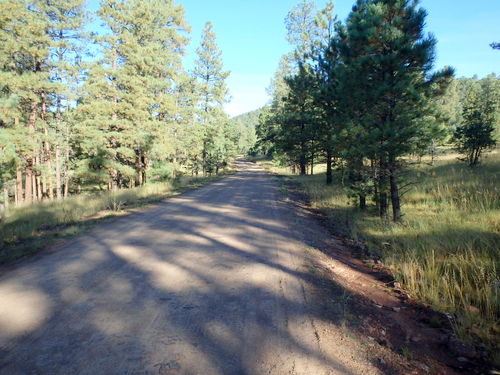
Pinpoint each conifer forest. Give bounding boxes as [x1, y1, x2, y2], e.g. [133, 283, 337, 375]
[0, 0, 499, 373]
[0, 0, 241, 205]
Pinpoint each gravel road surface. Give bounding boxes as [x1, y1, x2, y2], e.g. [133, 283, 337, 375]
[0, 161, 380, 375]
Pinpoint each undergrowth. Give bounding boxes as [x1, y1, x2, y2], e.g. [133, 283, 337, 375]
[261, 151, 499, 362]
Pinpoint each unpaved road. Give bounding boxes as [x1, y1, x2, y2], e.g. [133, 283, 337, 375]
[0, 161, 381, 375]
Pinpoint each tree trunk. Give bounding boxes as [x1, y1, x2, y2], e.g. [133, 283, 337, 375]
[359, 195, 366, 210]
[378, 156, 388, 218]
[326, 146, 333, 185]
[110, 169, 119, 191]
[16, 168, 23, 205]
[172, 155, 177, 179]
[55, 145, 62, 199]
[35, 156, 42, 200]
[388, 156, 401, 222]
[25, 100, 38, 203]
[42, 98, 53, 200]
[64, 178, 69, 197]
[142, 156, 147, 184]
[3, 185, 9, 209]
[31, 170, 37, 201]
[135, 149, 142, 187]
[63, 125, 70, 198]
[25, 162, 33, 203]
[299, 152, 307, 175]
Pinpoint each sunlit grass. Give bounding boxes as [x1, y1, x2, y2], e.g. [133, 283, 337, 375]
[0, 174, 229, 262]
[262, 151, 500, 356]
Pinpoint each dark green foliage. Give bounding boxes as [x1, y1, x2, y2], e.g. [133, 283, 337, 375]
[0, 0, 241, 207]
[230, 109, 260, 154]
[193, 22, 235, 175]
[454, 78, 498, 166]
[258, 0, 467, 222]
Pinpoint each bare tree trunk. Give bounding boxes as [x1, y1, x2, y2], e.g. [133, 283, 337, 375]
[25, 162, 33, 203]
[25, 101, 38, 203]
[31, 170, 37, 201]
[310, 151, 314, 175]
[326, 147, 333, 185]
[388, 157, 402, 222]
[142, 156, 147, 185]
[110, 169, 119, 191]
[16, 168, 23, 205]
[3, 185, 9, 209]
[64, 178, 69, 197]
[42, 96, 54, 200]
[135, 149, 142, 187]
[55, 145, 62, 199]
[35, 156, 43, 200]
[299, 152, 307, 175]
[359, 195, 366, 210]
[378, 156, 388, 218]
[172, 156, 177, 179]
[63, 126, 70, 198]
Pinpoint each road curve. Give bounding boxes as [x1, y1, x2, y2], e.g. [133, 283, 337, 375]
[0, 161, 379, 375]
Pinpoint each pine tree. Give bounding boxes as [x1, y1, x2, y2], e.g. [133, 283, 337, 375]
[193, 21, 232, 175]
[43, 0, 88, 199]
[341, 0, 453, 221]
[454, 78, 498, 166]
[77, 0, 189, 188]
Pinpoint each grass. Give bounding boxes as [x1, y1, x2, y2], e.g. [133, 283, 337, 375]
[260, 151, 499, 361]
[0, 172, 232, 264]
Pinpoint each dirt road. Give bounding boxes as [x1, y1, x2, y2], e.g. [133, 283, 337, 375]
[0, 161, 381, 375]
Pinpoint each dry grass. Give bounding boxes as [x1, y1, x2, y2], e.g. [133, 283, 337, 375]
[261, 151, 499, 360]
[0, 173, 230, 263]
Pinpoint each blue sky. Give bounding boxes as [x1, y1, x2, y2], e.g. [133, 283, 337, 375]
[88, 0, 500, 117]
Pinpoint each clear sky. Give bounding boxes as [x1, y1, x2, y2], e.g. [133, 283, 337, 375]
[88, 0, 500, 117]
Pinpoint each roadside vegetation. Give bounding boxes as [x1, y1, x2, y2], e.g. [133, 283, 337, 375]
[251, 0, 499, 363]
[261, 150, 499, 361]
[0, 172, 233, 264]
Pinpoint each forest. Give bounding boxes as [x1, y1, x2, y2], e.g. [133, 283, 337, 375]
[0, 0, 244, 209]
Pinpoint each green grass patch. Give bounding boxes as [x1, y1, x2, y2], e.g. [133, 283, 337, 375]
[260, 152, 500, 359]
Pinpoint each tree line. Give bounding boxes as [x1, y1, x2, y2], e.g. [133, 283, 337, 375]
[254, 0, 499, 222]
[0, 0, 241, 208]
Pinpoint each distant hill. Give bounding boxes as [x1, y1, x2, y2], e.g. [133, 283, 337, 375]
[231, 108, 263, 129]
[230, 108, 263, 153]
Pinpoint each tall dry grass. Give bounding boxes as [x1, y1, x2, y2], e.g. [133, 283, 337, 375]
[264, 152, 499, 357]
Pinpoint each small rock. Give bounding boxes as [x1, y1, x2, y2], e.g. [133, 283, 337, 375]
[457, 357, 469, 363]
[378, 358, 385, 365]
[392, 307, 401, 312]
[380, 329, 386, 336]
[393, 282, 401, 289]
[411, 335, 422, 343]
[375, 259, 383, 265]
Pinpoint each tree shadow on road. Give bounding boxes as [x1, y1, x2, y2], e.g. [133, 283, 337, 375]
[0, 167, 416, 374]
